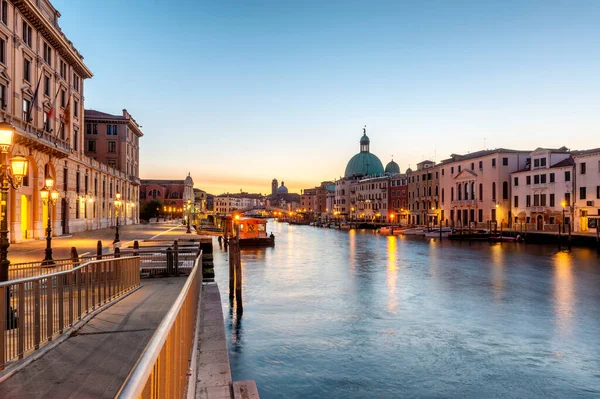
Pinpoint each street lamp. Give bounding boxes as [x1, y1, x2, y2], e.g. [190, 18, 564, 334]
[561, 201, 566, 233]
[0, 122, 28, 284]
[40, 179, 59, 265]
[186, 199, 192, 234]
[113, 192, 121, 244]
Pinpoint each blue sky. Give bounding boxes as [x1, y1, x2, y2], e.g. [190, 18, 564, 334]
[53, 0, 600, 194]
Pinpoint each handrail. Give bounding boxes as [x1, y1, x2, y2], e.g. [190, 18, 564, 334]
[117, 251, 202, 398]
[0, 256, 141, 369]
[0, 256, 139, 287]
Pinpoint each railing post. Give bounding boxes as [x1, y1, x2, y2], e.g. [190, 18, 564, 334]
[71, 247, 79, 266]
[47, 276, 53, 342]
[173, 240, 179, 277]
[97, 240, 103, 260]
[115, 247, 121, 258]
[18, 283, 25, 358]
[166, 247, 173, 276]
[133, 240, 139, 256]
[34, 280, 41, 349]
[0, 286, 4, 369]
[77, 268, 82, 318]
[58, 274, 64, 333]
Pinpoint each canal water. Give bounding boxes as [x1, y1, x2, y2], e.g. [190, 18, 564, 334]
[213, 221, 600, 398]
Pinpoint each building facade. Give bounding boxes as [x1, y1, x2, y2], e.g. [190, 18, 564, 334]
[573, 149, 600, 233]
[438, 149, 530, 228]
[511, 148, 573, 231]
[140, 175, 194, 218]
[2, 0, 140, 242]
[407, 161, 440, 226]
[214, 194, 263, 215]
[389, 174, 408, 224]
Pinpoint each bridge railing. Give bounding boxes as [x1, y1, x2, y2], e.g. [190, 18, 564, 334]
[116, 251, 202, 399]
[0, 256, 141, 370]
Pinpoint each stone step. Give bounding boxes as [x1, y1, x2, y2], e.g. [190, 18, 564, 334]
[232, 380, 260, 399]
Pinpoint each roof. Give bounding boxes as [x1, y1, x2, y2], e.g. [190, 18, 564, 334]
[440, 148, 530, 164]
[345, 152, 385, 178]
[141, 179, 186, 185]
[385, 160, 400, 174]
[572, 148, 600, 157]
[513, 156, 575, 173]
[84, 110, 126, 120]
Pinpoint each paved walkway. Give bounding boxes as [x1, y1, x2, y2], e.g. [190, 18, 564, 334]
[0, 277, 187, 399]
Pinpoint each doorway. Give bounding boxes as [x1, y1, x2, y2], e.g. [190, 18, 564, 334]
[61, 198, 68, 235]
[537, 215, 543, 231]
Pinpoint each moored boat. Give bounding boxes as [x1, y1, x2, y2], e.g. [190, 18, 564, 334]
[424, 227, 453, 238]
[237, 218, 275, 247]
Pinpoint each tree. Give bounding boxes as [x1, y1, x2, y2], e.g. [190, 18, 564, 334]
[140, 200, 162, 221]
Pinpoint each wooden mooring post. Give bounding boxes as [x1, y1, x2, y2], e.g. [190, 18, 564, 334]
[228, 222, 243, 314]
[558, 223, 562, 251]
[567, 223, 572, 252]
[439, 219, 442, 241]
[96, 240, 103, 260]
[596, 227, 600, 255]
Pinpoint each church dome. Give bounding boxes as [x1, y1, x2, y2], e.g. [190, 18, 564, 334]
[385, 159, 400, 175]
[277, 182, 289, 194]
[344, 129, 384, 178]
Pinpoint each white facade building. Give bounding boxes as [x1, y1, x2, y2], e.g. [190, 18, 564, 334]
[573, 149, 600, 233]
[510, 148, 574, 231]
[214, 196, 263, 215]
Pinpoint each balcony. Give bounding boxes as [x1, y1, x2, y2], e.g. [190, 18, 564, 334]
[531, 206, 547, 213]
[14, 121, 70, 158]
[129, 175, 141, 185]
[452, 199, 476, 207]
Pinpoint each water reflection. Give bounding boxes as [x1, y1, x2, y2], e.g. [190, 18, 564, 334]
[490, 244, 505, 303]
[386, 236, 398, 314]
[553, 251, 574, 337]
[348, 229, 356, 276]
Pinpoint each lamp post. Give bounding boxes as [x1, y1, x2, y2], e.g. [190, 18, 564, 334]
[40, 178, 59, 265]
[113, 192, 121, 244]
[0, 122, 28, 284]
[186, 199, 192, 233]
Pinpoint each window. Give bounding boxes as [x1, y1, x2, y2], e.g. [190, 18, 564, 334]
[526, 176, 531, 185]
[458, 165, 461, 173]
[61, 90, 66, 107]
[23, 57, 31, 82]
[22, 21, 32, 47]
[514, 177, 518, 186]
[471, 162, 474, 170]
[564, 170, 571, 181]
[492, 158, 496, 167]
[1, 1, 7, 25]
[0, 83, 5, 108]
[526, 195, 531, 207]
[534, 195, 539, 206]
[76, 171, 80, 194]
[503, 157, 508, 166]
[74, 100, 78, 118]
[550, 194, 555, 207]
[451, 167, 454, 174]
[565, 192, 570, 205]
[43, 112, 51, 132]
[73, 129, 78, 151]
[540, 174, 546, 184]
[73, 74, 80, 92]
[450, 187, 454, 201]
[534, 175, 540, 184]
[43, 42, 52, 66]
[108, 141, 116, 152]
[22, 99, 30, 121]
[534, 159, 540, 167]
[87, 140, 96, 152]
[580, 187, 587, 200]
[549, 173, 555, 183]
[479, 183, 483, 200]
[441, 169, 444, 176]
[478, 209, 483, 223]
[541, 158, 546, 167]
[492, 182, 496, 200]
[59, 59, 66, 79]
[479, 160, 482, 169]
[108, 159, 116, 168]
[581, 162, 586, 175]
[540, 194, 546, 207]
[514, 196, 518, 208]
[0, 37, 5, 64]
[63, 168, 68, 192]
[86, 123, 98, 135]
[502, 181, 508, 200]
[44, 75, 51, 97]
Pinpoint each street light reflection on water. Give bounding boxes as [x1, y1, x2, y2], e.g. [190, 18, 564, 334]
[214, 221, 600, 399]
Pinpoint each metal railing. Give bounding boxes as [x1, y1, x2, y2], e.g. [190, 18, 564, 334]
[0, 256, 140, 369]
[117, 252, 202, 399]
[8, 258, 82, 280]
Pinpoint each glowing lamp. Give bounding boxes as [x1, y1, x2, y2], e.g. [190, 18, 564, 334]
[51, 190, 59, 202]
[10, 155, 28, 179]
[40, 186, 49, 200]
[0, 122, 14, 150]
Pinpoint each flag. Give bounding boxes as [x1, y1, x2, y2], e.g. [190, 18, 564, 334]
[46, 87, 61, 120]
[26, 72, 43, 123]
[63, 95, 71, 126]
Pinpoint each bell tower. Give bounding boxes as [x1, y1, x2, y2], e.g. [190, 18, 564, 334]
[271, 178, 278, 195]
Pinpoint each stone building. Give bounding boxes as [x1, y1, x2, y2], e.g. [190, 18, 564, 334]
[406, 161, 440, 226]
[389, 173, 408, 224]
[140, 175, 194, 218]
[2, 0, 139, 242]
[573, 148, 600, 233]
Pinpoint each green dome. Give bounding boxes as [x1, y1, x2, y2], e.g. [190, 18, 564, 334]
[345, 152, 385, 178]
[360, 134, 370, 145]
[385, 160, 400, 175]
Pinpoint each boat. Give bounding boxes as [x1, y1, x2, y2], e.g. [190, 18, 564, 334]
[448, 229, 491, 241]
[489, 234, 523, 243]
[237, 218, 275, 247]
[340, 223, 351, 230]
[403, 228, 425, 236]
[424, 227, 453, 238]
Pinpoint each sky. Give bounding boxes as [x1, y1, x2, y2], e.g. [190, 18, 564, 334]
[52, 0, 600, 195]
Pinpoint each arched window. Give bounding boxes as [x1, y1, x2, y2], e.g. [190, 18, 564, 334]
[435, 185, 439, 196]
[458, 184, 462, 200]
[492, 182, 496, 200]
[441, 188, 445, 203]
[451, 187, 454, 201]
[502, 181, 508, 200]
[464, 183, 468, 200]
[171, 192, 179, 199]
[471, 182, 475, 200]
[479, 183, 483, 200]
